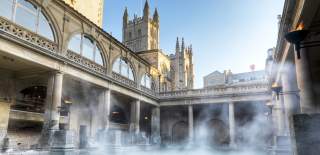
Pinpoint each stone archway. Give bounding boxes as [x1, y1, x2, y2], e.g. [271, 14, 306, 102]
[171, 121, 188, 144]
[205, 119, 230, 146]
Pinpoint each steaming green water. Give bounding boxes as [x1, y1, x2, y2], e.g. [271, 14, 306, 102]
[3, 148, 269, 155]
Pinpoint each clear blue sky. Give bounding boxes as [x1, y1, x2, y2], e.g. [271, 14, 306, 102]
[103, 0, 284, 88]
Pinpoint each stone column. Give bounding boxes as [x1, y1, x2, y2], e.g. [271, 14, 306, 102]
[281, 63, 300, 117]
[39, 72, 64, 148]
[295, 48, 316, 113]
[130, 100, 140, 134]
[272, 94, 286, 136]
[229, 102, 236, 147]
[47, 72, 64, 130]
[104, 89, 111, 130]
[151, 107, 160, 144]
[0, 101, 10, 150]
[188, 105, 194, 141]
[0, 77, 14, 150]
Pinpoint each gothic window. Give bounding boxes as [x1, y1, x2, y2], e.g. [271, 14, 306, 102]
[112, 57, 134, 81]
[68, 34, 104, 65]
[161, 63, 169, 78]
[129, 32, 132, 39]
[162, 82, 167, 92]
[141, 73, 152, 89]
[0, 0, 55, 41]
[138, 29, 142, 37]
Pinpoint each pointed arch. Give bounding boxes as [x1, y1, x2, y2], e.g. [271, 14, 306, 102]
[112, 56, 136, 81]
[141, 73, 153, 89]
[67, 33, 107, 66]
[0, 0, 57, 41]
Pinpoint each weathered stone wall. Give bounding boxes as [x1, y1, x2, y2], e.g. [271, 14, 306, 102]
[63, 0, 104, 27]
[160, 107, 188, 145]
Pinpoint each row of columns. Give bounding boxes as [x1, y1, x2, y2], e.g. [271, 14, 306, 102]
[40, 71, 161, 147]
[43, 72, 63, 131]
[295, 48, 315, 113]
[273, 48, 314, 137]
[187, 102, 236, 146]
[130, 100, 141, 134]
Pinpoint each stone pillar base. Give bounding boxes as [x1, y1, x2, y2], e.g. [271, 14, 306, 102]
[151, 133, 161, 145]
[273, 135, 292, 155]
[38, 130, 75, 150]
[291, 113, 320, 155]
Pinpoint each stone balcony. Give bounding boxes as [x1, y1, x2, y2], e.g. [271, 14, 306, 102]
[9, 110, 68, 124]
[159, 82, 271, 105]
[159, 82, 269, 98]
[0, 16, 157, 99]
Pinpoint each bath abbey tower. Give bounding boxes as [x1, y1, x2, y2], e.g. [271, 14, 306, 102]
[123, 1, 194, 91]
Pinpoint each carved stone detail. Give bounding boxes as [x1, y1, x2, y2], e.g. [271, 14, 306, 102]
[0, 17, 57, 52]
[112, 72, 137, 88]
[66, 50, 106, 75]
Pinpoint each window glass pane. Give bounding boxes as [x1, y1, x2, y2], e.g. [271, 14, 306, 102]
[15, 6, 36, 31]
[112, 58, 120, 73]
[95, 47, 103, 65]
[146, 75, 151, 88]
[0, 0, 13, 19]
[68, 34, 81, 53]
[121, 60, 128, 77]
[17, 0, 37, 12]
[128, 68, 134, 81]
[38, 13, 54, 40]
[82, 36, 94, 60]
[141, 75, 146, 86]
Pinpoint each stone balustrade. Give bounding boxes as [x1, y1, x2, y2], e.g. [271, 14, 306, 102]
[112, 72, 137, 88]
[66, 50, 107, 75]
[159, 82, 270, 99]
[0, 16, 57, 53]
[141, 86, 156, 96]
[0, 16, 270, 102]
[0, 17, 158, 97]
[109, 123, 129, 130]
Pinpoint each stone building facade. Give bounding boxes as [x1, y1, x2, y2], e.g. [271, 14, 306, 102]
[267, 0, 320, 154]
[123, 1, 194, 91]
[0, 0, 272, 153]
[63, 0, 104, 27]
[204, 70, 267, 87]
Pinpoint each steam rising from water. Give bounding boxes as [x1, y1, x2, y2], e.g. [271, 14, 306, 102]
[88, 102, 273, 155]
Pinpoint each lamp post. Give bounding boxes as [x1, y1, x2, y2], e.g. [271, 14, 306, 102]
[271, 83, 282, 100]
[284, 22, 318, 113]
[284, 29, 309, 59]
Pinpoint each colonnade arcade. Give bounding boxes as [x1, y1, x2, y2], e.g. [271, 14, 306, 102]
[0, 0, 161, 149]
[159, 101, 272, 148]
[0, 0, 273, 151]
[0, 57, 160, 149]
[0, 0, 158, 92]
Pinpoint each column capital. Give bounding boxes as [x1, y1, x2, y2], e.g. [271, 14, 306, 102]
[47, 71, 64, 76]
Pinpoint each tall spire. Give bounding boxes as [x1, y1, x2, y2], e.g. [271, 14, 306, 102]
[181, 37, 185, 52]
[143, 0, 149, 20]
[176, 37, 180, 53]
[153, 8, 159, 23]
[123, 7, 128, 27]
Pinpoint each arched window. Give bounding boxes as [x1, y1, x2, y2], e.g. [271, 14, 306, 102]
[161, 63, 169, 77]
[68, 34, 104, 65]
[141, 73, 152, 89]
[0, 0, 54, 41]
[112, 57, 134, 81]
